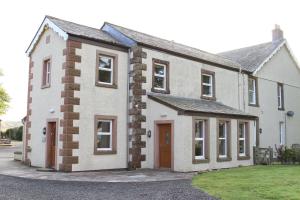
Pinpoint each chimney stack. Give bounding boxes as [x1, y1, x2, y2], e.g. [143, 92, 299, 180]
[272, 24, 284, 43]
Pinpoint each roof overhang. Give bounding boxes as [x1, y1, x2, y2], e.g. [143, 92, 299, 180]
[25, 16, 68, 56]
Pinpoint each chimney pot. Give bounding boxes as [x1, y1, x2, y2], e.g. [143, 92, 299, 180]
[272, 24, 284, 43]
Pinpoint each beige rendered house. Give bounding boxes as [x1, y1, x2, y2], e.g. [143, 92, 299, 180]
[23, 16, 299, 172]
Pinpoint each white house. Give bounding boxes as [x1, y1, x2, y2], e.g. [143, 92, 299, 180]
[23, 16, 299, 172]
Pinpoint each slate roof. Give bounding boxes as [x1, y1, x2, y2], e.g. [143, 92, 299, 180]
[148, 93, 256, 118]
[46, 16, 123, 46]
[218, 39, 285, 72]
[103, 22, 242, 70]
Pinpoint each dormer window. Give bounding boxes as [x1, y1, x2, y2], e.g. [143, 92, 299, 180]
[151, 58, 170, 94]
[201, 69, 215, 100]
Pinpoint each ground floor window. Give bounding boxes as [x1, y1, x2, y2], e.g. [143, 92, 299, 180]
[238, 121, 250, 159]
[193, 119, 209, 163]
[279, 122, 285, 145]
[217, 120, 231, 161]
[94, 115, 117, 155]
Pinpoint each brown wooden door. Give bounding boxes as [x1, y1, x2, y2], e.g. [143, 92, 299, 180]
[47, 122, 56, 168]
[159, 124, 171, 168]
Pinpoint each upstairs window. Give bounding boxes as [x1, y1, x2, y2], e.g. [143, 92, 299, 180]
[95, 51, 118, 88]
[42, 58, 51, 88]
[201, 70, 215, 100]
[248, 77, 258, 106]
[277, 83, 284, 110]
[152, 59, 170, 94]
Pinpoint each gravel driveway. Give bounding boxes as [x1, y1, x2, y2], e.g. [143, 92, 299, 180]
[0, 175, 215, 200]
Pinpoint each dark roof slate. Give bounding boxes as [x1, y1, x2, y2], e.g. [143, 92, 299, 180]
[103, 22, 242, 70]
[218, 40, 285, 72]
[46, 16, 122, 45]
[148, 93, 256, 118]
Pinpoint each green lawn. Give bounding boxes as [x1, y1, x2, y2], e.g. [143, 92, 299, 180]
[192, 165, 300, 200]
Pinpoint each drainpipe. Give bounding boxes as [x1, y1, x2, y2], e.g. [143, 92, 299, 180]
[126, 48, 131, 169]
[237, 67, 241, 110]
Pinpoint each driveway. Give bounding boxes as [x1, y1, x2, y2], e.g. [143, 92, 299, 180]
[0, 175, 214, 200]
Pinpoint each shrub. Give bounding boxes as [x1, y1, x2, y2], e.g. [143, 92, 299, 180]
[275, 145, 297, 164]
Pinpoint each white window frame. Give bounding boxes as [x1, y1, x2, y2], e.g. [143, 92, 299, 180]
[98, 56, 114, 85]
[239, 123, 246, 157]
[153, 63, 166, 90]
[202, 74, 213, 97]
[278, 84, 283, 109]
[219, 122, 227, 158]
[249, 78, 256, 105]
[46, 60, 51, 85]
[97, 120, 113, 151]
[195, 120, 205, 160]
[279, 122, 285, 145]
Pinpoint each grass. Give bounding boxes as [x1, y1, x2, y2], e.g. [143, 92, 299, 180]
[192, 165, 300, 200]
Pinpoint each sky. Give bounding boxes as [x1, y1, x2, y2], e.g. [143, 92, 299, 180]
[0, 0, 299, 121]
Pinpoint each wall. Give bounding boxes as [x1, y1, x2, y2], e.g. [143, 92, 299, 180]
[72, 43, 128, 171]
[28, 28, 65, 168]
[248, 45, 300, 148]
[147, 99, 254, 172]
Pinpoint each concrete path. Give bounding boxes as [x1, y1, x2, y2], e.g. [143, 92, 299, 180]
[0, 142, 195, 182]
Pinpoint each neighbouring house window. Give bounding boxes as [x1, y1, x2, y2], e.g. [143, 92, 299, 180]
[277, 83, 284, 110]
[42, 58, 51, 88]
[95, 51, 118, 88]
[279, 122, 285, 145]
[201, 69, 215, 100]
[94, 115, 117, 154]
[152, 58, 170, 94]
[217, 120, 231, 161]
[248, 77, 258, 106]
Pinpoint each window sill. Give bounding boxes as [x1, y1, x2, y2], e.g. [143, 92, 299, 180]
[94, 150, 117, 155]
[95, 82, 117, 89]
[217, 157, 232, 162]
[193, 159, 210, 164]
[237, 155, 250, 160]
[41, 84, 50, 89]
[151, 88, 170, 94]
[201, 95, 216, 101]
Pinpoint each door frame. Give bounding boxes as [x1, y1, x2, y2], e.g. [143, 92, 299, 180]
[45, 118, 58, 169]
[154, 120, 174, 171]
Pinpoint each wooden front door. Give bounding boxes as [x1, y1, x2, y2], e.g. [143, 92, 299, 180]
[47, 122, 56, 168]
[158, 124, 171, 168]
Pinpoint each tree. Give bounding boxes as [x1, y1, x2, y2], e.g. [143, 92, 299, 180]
[0, 69, 10, 115]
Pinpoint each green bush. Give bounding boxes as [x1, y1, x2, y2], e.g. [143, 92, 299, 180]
[276, 145, 300, 164]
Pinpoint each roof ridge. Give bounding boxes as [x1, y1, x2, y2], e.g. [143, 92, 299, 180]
[46, 15, 103, 33]
[218, 40, 284, 55]
[105, 22, 240, 66]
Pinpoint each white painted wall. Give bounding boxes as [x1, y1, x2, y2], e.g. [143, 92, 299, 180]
[72, 44, 128, 171]
[248, 45, 300, 149]
[28, 28, 65, 168]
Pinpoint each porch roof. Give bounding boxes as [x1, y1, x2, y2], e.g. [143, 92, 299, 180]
[148, 94, 257, 119]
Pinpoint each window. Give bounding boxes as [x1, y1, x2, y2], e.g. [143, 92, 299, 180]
[277, 83, 284, 110]
[42, 58, 51, 88]
[152, 58, 170, 93]
[95, 51, 118, 88]
[217, 120, 231, 161]
[279, 122, 285, 145]
[94, 115, 117, 154]
[248, 77, 258, 106]
[201, 70, 215, 100]
[193, 119, 209, 163]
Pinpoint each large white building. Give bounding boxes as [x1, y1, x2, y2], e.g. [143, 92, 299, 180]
[23, 16, 300, 172]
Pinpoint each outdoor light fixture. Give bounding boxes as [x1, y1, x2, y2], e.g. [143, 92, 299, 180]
[147, 130, 151, 138]
[43, 127, 46, 135]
